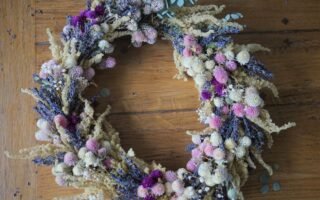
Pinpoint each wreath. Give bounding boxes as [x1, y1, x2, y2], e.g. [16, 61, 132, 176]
[6, 0, 296, 200]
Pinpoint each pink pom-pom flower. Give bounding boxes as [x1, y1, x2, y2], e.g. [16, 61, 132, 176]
[193, 44, 203, 54]
[69, 66, 83, 78]
[214, 52, 226, 64]
[103, 158, 113, 169]
[151, 183, 165, 196]
[225, 60, 237, 71]
[198, 142, 207, 152]
[222, 106, 230, 114]
[204, 144, 215, 157]
[132, 30, 146, 43]
[104, 57, 116, 68]
[207, 115, 222, 129]
[186, 159, 197, 172]
[83, 67, 95, 80]
[244, 106, 260, 118]
[165, 171, 177, 183]
[191, 148, 202, 159]
[143, 26, 158, 41]
[54, 114, 69, 128]
[213, 66, 228, 84]
[64, 152, 78, 166]
[183, 34, 196, 47]
[55, 176, 66, 186]
[86, 138, 100, 152]
[232, 103, 245, 117]
[172, 180, 184, 195]
[98, 147, 107, 158]
[182, 48, 192, 57]
[137, 185, 149, 198]
[213, 148, 225, 160]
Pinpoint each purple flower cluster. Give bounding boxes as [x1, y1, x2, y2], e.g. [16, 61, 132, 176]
[70, 4, 105, 28]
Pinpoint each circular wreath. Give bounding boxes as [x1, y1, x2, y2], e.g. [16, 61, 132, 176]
[7, 0, 296, 200]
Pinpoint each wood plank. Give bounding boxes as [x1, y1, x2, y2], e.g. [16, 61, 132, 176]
[35, 31, 320, 114]
[34, 0, 320, 43]
[0, 0, 38, 200]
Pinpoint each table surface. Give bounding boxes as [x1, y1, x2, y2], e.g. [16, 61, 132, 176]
[1, 0, 320, 199]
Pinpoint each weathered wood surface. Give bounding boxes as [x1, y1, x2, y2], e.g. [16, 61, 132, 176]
[1, 0, 320, 199]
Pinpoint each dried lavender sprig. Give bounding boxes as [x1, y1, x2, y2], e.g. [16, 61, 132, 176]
[242, 117, 265, 150]
[32, 152, 65, 166]
[110, 158, 146, 199]
[65, 129, 86, 150]
[34, 101, 56, 121]
[241, 57, 273, 80]
[219, 113, 240, 142]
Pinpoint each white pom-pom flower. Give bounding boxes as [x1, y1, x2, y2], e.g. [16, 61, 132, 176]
[194, 74, 207, 87]
[210, 132, 222, 146]
[36, 118, 51, 130]
[35, 130, 51, 142]
[98, 40, 110, 50]
[235, 146, 246, 158]
[192, 135, 201, 144]
[229, 88, 243, 102]
[224, 138, 236, 150]
[227, 188, 238, 200]
[191, 58, 205, 73]
[84, 151, 98, 167]
[213, 166, 228, 184]
[213, 97, 224, 107]
[72, 161, 85, 176]
[52, 163, 69, 175]
[224, 50, 235, 60]
[198, 162, 212, 177]
[205, 60, 215, 70]
[240, 136, 252, 147]
[177, 168, 188, 180]
[236, 50, 250, 65]
[183, 186, 196, 198]
[92, 24, 101, 32]
[78, 147, 88, 159]
[204, 174, 216, 186]
[245, 93, 263, 107]
[181, 57, 193, 69]
[172, 179, 184, 194]
[100, 23, 110, 33]
[186, 68, 195, 77]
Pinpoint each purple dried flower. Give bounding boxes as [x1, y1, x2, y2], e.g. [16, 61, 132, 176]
[142, 176, 156, 188]
[211, 78, 225, 96]
[150, 169, 163, 179]
[94, 4, 105, 16]
[201, 90, 212, 100]
[84, 10, 96, 19]
[71, 14, 86, 27]
[144, 195, 156, 200]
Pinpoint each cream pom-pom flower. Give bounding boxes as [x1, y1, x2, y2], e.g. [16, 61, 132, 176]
[228, 88, 243, 102]
[236, 50, 250, 65]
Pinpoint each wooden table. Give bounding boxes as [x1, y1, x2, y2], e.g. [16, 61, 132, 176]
[1, 0, 320, 199]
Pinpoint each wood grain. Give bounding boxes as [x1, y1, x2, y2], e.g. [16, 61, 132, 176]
[0, 0, 37, 200]
[1, 0, 320, 199]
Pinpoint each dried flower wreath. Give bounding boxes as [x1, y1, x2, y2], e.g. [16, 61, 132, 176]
[6, 0, 296, 200]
